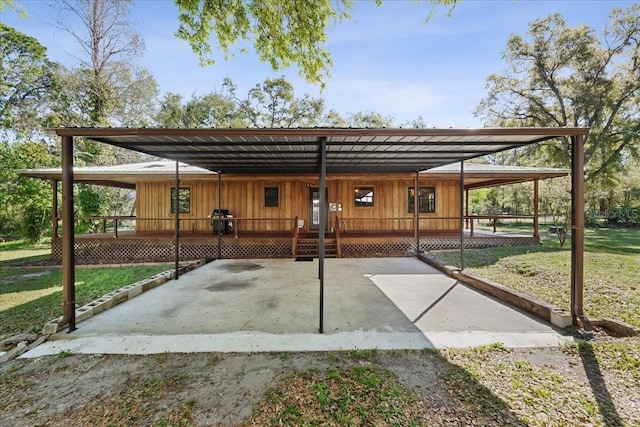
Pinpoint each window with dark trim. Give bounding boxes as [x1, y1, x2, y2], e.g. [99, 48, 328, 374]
[265, 186, 279, 207]
[354, 187, 374, 207]
[408, 187, 436, 213]
[171, 187, 190, 213]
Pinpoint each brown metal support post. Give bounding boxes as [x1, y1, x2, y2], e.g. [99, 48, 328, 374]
[217, 171, 222, 259]
[174, 161, 180, 280]
[59, 135, 75, 332]
[414, 171, 419, 254]
[459, 161, 465, 270]
[318, 136, 327, 334]
[571, 135, 589, 328]
[52, 179, 59, 238]
[533, 179, 540, 241]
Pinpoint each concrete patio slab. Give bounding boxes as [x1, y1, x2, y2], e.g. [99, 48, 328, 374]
[22, 258, 574, 357]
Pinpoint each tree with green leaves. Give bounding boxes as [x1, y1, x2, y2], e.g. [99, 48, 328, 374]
[0, 23, 61, 138]
[0, 140, 54, 240]
[52, 0, 161, 230]
[53, 0, 159, 163]
[55, 66, 159, 132]
[540, 176, 572, 245]
[0, 21, 60, 238]
[156, 91, 245, 128]
[475, 4, 640, 191]
[55, 0, 147, 126]
[223, 76, 326, 128]
[174, 0, 457, 86]
[619, 159, 640, 207]
[346, 110, 394, 128]
[0, 0, 26, 16]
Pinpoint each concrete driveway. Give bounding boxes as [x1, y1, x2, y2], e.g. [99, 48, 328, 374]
[23, 258, 573, 356]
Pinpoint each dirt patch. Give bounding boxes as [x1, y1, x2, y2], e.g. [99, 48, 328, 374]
[0, 270, 51, 285]
[1, 343, 638, 426]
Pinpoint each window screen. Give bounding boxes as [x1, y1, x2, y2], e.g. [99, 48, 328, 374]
[171, 187, 190, 213]
[354, 187, 374, 207]
[408, 187, 436, 213]
[265, 187, 279, 207]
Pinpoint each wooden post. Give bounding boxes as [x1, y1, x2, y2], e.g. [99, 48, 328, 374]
[533, 179, 540, 241]
[52, 179, 59, 238]
[571, 134, 588, 328]
[459, 161, 465, 270]
[414, 171, 419, 253]
[60, 135, 75, 332]
[174, 161, 180, 280]
[217, 171, 222, 259]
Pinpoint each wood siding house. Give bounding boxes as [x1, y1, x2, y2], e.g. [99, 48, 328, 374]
[21, 161, 568, 262]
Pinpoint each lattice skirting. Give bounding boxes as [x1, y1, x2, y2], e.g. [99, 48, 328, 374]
[182, 238, 292, 259]
[340, 237, 415, 257]
[52, 235, 538, 263]
[340, 236, 538, 258]
[52, 237, 293, 264]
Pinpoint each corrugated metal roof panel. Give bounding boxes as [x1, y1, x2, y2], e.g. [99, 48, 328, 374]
[55, 127, 589, 174]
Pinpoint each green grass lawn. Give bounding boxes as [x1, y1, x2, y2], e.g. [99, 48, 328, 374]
[0, 240, 51, 266]
[432, 227, 640, 327]
[1, 240, 172, 339]
[472, 218, 539, 234]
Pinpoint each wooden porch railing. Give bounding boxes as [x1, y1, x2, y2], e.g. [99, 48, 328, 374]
[227, 218, 297, 238]
[338, 214, 540, 238]
[54, 216, 298, 239]
[56, 215, 136, 238]
[55, 214, 540, 241]
[338, 216, 462, 233]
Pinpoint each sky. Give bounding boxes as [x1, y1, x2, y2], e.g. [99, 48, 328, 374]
[2, 0, 636, 128]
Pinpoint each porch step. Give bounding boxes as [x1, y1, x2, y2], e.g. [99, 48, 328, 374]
[296, 238, 337, 258]
[298, 232, 334, 239]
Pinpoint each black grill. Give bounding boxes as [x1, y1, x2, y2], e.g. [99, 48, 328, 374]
[211, 209, 229, 234]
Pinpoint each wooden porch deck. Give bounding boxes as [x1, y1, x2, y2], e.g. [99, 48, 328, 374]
[53, 230, 538, 264]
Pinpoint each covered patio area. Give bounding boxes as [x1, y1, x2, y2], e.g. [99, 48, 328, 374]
[53, 127, 590, 333]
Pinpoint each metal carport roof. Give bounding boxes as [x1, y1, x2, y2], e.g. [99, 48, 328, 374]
[55, 127, 588, 174]
[53, 126, 590, 335]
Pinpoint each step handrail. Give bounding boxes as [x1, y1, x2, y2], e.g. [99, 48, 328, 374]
[292, 216, 299, 258]
[334, 215, 342, 258]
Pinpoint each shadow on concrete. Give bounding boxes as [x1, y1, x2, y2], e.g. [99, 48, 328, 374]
[412, 282, 458, 323]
